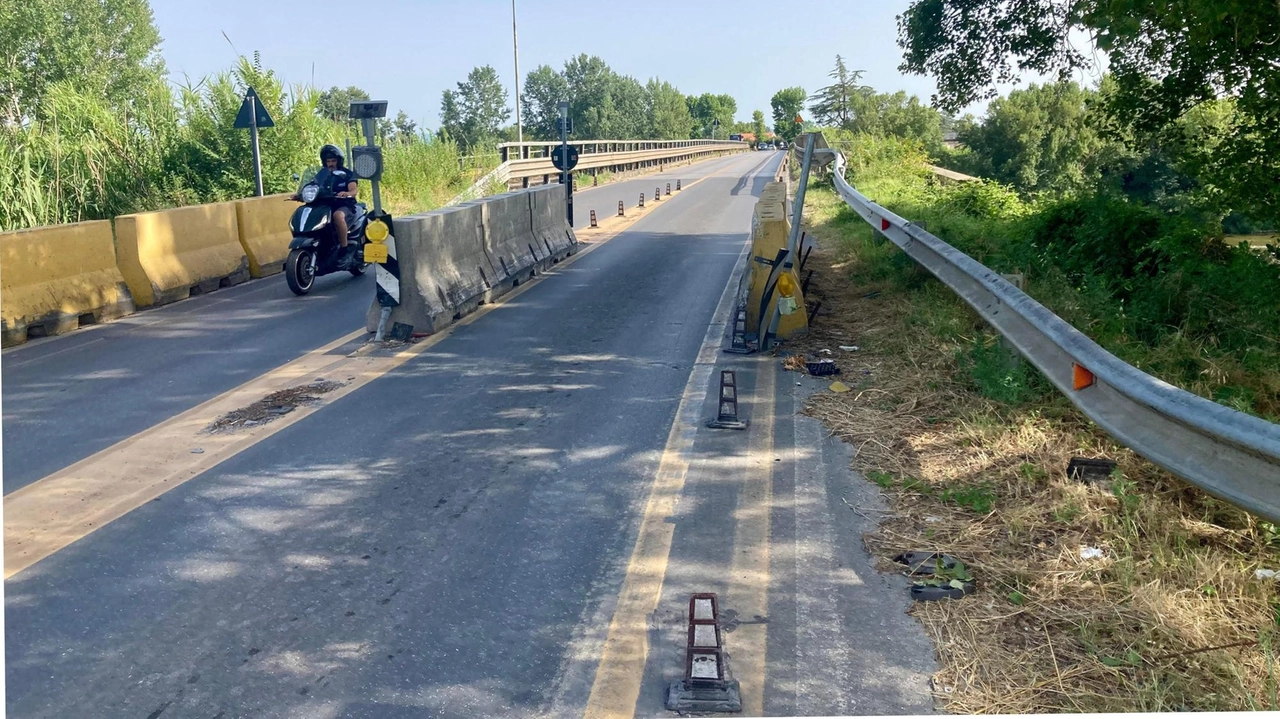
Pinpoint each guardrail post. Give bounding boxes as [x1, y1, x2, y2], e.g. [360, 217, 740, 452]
[666, 182, 671, 195]
[677, 179, 681, 191]
[639, 193, 645, 208]
[618, 200, 624, 217]
[590, 210, 597, 228]
[656, 187, 662, 201]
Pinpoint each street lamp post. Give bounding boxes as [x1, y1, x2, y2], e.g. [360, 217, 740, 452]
[512, 0, 522, 146]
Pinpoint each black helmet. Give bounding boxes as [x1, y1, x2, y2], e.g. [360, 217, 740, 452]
[320, 144, 344, 164]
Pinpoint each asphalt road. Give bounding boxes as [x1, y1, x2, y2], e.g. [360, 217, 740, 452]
[4, 150, 935, 718]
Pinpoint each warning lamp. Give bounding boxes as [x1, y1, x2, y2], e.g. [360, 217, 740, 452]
[366, 218, 390, 242]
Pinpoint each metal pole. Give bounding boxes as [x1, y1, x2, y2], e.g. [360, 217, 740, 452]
[512, 0, 522, 145]
[786, 133, 815, 257]
[361, 118, 382, 214]
[559, 103, 572, 226]
[250, 96, 263, 197]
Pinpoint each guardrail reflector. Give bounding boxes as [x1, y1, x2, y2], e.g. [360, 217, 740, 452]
[1073, 363, 1096, 390]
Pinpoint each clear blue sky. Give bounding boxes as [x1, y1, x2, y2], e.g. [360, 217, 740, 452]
[149, 0, 1057, 129]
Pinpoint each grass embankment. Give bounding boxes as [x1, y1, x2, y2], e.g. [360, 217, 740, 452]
[791, 137, 1280, 712]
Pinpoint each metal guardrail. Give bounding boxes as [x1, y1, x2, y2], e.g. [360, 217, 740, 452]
[497, 139, 748, 185]
[799, 133, 1280, 522]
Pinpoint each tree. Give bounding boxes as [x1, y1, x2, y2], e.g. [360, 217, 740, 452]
[316, 86, 370, 122]
[958, 81, 1102, 195]
[646, 79, 692, 139]
[897, 0, 1280, 221]
[521, 65, 569, 140]
[688, 93, 737, 138]
[439, 65, 511, 150]
[752, 110, 767, 145]
[0, 0, 167, 124]
[391, 111, 418, 143]
[847, 89, 946, 155]
[771, 87, 806, 142]
[809, 55, 866, 129]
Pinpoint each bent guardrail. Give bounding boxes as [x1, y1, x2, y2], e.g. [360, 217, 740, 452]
[800, 133, 1280, 522]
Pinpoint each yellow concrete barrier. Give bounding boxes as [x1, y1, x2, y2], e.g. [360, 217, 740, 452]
[0, 221, 136, 346]
[235, 193, 296, 278]
[115, 202, 249, 307]
[745, 183, 808, 341]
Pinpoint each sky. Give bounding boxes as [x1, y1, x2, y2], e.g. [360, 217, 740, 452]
[148, 0, 1082, 130]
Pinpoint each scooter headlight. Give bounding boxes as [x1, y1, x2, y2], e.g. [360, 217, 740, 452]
[300, 184, 319, 203]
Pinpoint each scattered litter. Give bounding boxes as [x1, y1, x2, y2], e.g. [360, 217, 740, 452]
[783, 355, 808, 372]
[839, 345, 859, 352]
[1080, 546, 1106, 560]
[806, 359, 841, 376]
[862, 290, 882, 299]
[818, 348, 832, 354]
[796, 382, 802, 386]
[190, 448, 204, 454]
[829, 381, 851, 393]
[924, 516, 942, 523]
[1255, 569, 1279, 581]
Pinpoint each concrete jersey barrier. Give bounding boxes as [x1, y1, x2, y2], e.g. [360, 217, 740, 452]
[114, 202, 250, 307]
[0, 220, 136, 347]
[235, 194, 297, 278]
[366, 184, 577, 335]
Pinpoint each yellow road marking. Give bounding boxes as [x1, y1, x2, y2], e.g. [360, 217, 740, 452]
[3, 194, 688, 579]
[583, 238, 752, 719]
[726, 357, 777, 716]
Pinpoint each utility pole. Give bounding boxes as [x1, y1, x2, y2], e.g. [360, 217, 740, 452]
[512, 0, 522, 145]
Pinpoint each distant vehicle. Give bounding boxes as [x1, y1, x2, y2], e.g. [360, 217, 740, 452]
[729, 133, 744, 142]
[777, 140, 787, 149]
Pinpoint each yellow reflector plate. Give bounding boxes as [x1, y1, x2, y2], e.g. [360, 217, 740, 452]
[364, 243, 388, 263]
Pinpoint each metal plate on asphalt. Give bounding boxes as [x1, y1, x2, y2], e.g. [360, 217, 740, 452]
[364, 244, 388, 263]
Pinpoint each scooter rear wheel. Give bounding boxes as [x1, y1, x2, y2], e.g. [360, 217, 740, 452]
[285, 249, 316, 295]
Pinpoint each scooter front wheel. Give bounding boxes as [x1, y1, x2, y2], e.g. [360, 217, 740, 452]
[285, 249, 316, 295]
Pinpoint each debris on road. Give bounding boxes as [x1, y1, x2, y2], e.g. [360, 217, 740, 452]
[829, 381, 851, 393]
[839, 345, 859, 352]
[205, 381, 344, 433]
[1079, 546, 1106, 560]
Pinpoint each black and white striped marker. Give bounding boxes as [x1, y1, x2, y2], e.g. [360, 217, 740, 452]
[375, 234, 400, 308]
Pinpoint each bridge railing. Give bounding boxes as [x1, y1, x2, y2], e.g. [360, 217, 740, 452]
[494, 139, 749, 188]
[794, 132, 1280, 522]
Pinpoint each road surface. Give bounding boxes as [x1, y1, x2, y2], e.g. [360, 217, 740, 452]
[4, 150, 936, 718]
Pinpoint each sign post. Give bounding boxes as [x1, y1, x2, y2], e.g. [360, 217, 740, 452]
[556, 101, 574, 226]
[233, 87, 275, 197]
[347, 100, 400, 340]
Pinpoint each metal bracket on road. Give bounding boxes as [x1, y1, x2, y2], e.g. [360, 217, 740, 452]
[724, 304, 756, 355]
[666, 593, 742, 713]
[707, 370, 748, 430]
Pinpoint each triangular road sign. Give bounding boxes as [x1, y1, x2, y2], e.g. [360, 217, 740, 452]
[234, 87, 275, 129]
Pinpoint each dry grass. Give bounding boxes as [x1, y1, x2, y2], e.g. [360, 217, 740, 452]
[788, 186, 1280, 713]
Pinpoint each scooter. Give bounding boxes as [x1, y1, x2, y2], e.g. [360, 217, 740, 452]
[283, 167, 370, 295]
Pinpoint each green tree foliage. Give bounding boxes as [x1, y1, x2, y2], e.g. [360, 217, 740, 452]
[847, 90, 946, 155]
[315, 86, 370, 123]
[897, 0, 1280, 221]
[955, 81, 1101, 196]
[645, 79, 693, 139]
[771, 87, 807, 141]
[0, 0, 167, 124]
[522, 57, 720, 141]
[687, 93, 737, 138]
[439, 65, 511, 150]
[521, 64, 570, 139]
[808, 55, 865, 128]
[752, 110, 767, 144]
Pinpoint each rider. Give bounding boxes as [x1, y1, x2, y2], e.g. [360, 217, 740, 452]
[319, 144, 358, 268]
